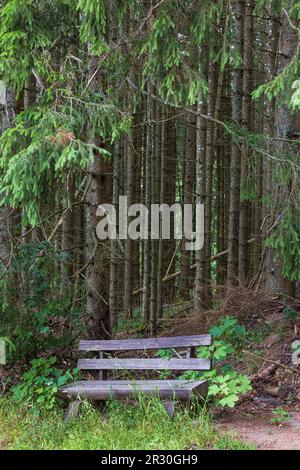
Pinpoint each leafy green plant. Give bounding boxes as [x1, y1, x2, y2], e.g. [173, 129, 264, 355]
[270, 407, 291, 425]
[0, 242, 83, 360]
[246, 325, 269, 344]
[283, 306, 299, 322]
[292, 342, 300, 354]
[180, 316, 251, 408]
[155, 349, 174, 378]
[265, 211, 300, 281]
[291, 79, 300, 110]
[11, 357, 80, 412]
[210, 316, 246, 344]
[204, 369, 251, 408]
[155, 348, 174, 359]
[0, 336, 15, 353]
[198, 340, 235, 361]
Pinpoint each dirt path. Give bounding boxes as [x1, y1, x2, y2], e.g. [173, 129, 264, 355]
[217, 411, 300, 450]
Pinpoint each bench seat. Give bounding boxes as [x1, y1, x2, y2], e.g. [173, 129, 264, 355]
[58, 334, 212, 418]
[58, 379, 208, 401]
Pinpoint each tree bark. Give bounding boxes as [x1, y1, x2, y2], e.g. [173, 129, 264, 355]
[109, 141, 120, 329]
[264, 11, 297, 296]
[238, 0, 253, 284]
[156, 107, 166, 319]
[0, 86, 15, 271]
[194, 98, 207, 311]
[205, 56, 216, 304]
[86, 57, 110, 339]
[227, 0, 244, 286]
[141, 86, 152, 327]
[123, 131, 134, 317]
[61, 173, 75, 281]
[180, 112, 196, 298]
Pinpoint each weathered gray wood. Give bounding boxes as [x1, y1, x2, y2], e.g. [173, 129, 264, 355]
[58, 380, 208, 401]
[64, 400, 81, 422]
[98, 351, 107, 380]
[79, 335, 211, 352]
[77, 358, 211, 371]
[59, 334, 211, 411]
[163, 400, 175, 418]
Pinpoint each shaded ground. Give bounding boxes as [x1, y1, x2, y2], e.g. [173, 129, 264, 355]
[162, 288, 300, 449]
[216, 407, 300, 450]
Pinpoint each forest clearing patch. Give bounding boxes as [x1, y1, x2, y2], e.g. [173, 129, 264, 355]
[217, 409, 300, 450]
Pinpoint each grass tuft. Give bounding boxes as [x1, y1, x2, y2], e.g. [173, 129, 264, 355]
[0, 396, 254, 450]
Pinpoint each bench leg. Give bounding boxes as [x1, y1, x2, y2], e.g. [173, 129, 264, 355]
[163, 400, 175, 418]
[64, 399, 82, 423]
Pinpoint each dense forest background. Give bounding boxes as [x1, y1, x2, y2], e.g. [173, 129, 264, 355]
[0, 0, 299, 362]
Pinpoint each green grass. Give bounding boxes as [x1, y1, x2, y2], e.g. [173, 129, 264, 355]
[0, 396, 254, 450]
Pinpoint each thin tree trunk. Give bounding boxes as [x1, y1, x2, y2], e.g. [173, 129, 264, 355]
[61, 173, 75, 282]
[86, 57, 110, 339]
[238, 0, 253, 284]
[0, 86, 15, 270]
[264, 11, 297, 296]
[123, 131, 134, 317]
[22, 75, 37, 244]
[141, 86, 152, 327]
[163, 107, 177, 301]
[156, 107, 166, 319]
[194, 98, 207, 311]
[150, 101, 160, 335]
[109, 141, 120, 330]
[180, 112, 196, 298]
[227, 0, 244, 286]
[205, 56, 216, 304]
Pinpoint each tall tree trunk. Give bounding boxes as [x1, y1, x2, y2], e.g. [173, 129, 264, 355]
[150, 101, 160, 335]
[86, 57, 110, 339]
[161, 107, 177, 304]
[141, 86, 152, 327]
[238, 0, 253, 284]
[0, 85, 15, 272]
[264, 11, 297, 296]
[156, 107, 166, 319]
[180, 112, 196, 298]
[205, 56, 216, 304]
[227, 0, 244, 286]
[61, 173, 75, 282]
[109, 141, 120, 330]
[24, 74, 36, 109]
[123, 131, 134, 317]
[194, 98, 207, 311]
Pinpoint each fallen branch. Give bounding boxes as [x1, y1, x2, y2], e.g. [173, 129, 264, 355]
[133, 238, 255, 296]
[243, 350, 300, 375]
[250, 363, 278, 382]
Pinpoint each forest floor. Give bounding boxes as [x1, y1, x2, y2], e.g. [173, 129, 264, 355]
[217, 408, 300, 450]
[160, 287, 300, 450]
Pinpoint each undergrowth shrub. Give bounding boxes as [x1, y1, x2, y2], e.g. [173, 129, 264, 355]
[0, 241, 83, 360]
[11, 356, 80, 412]
[156, 316, 252, 408]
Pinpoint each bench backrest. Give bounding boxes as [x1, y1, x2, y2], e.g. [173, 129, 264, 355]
[78, 335, 212, 377]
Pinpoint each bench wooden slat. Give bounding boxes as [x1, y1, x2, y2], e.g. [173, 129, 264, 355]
[77, 358, 211, 371]
[58, 379, 208, 401]
[79, 335, 211, 351]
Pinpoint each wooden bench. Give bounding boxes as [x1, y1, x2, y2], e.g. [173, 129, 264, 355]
[58, 334, 212, 418]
